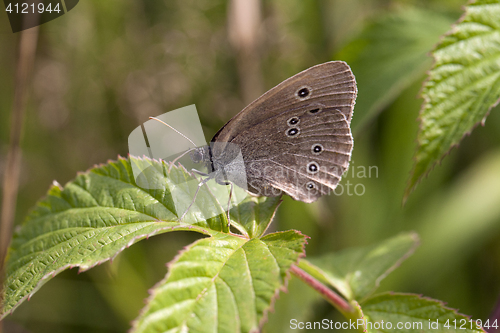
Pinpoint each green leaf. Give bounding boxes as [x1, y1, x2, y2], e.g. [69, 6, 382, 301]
[406, 0, 500, 197]
[361, 293, 486, 333]
[302, 232, 419, 301]
[0, 157, 278, 319]
[336, 7, 454, 131]
[131, 230, 306, 333]
[229, 196, 282, 239]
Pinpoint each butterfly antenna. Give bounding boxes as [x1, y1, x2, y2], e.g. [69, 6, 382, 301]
[149, 117, 197, 147]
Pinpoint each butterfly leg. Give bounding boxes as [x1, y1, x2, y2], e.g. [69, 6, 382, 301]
[180, 169, 232, 228]
[191, 169, 209, 177]
[226, 181, 234, 228]
[190, 171, 233, 228]
[179, 175, 211, 221]
[178, 169, 214, 221]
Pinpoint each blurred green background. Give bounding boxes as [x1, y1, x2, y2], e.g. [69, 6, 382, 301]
[1, 0, 500, 332]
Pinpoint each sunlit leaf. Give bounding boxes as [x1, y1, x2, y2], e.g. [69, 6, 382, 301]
[0, 157, 278, 319]
[131, 230, 306, 333]
[229, 196, 282, 239]
[406, 0, 500, 197]
[361, 293, 486, 333]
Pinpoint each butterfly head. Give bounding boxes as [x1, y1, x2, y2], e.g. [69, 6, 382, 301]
[189, 146, 213, 171]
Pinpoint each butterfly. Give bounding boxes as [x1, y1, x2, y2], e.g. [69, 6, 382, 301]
[148, 61, 356, 220]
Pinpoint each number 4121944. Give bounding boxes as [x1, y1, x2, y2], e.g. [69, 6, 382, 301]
[5, 2, 61, 14]
[443, 319, 498, 330]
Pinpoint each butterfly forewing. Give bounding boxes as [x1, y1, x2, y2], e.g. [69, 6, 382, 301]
[211, 61, 356, 147]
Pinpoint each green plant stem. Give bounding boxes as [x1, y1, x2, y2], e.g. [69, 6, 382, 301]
[290, 264, 355, 316]
[0, 27, 39, 331]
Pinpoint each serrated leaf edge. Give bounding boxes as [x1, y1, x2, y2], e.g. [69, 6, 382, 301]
[0, 155, 221, 320]
[405, 0, 500, 200]
[362, 292, 488, 333]
[0, 223, 215, 321]
[130, 230, 308, 333]
[257, 230, 308, 330]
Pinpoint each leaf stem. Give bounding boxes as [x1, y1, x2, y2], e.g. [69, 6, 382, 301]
[290, 264, 355, 316]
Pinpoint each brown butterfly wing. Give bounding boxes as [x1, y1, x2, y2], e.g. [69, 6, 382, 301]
[211, 61, 356, 202]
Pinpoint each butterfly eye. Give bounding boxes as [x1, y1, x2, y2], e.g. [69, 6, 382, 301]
[306, 181, 316, 190]
[296, 87, 311, 99]
[307, 162, 319, 174]
[311, 144, 323, 155]
[189, 149, 203, 163]
[286, 128, 300, 137]
[288, 117, 300, 126]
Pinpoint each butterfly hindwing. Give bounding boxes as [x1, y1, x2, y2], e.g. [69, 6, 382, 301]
[230, 107, 353, 202]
